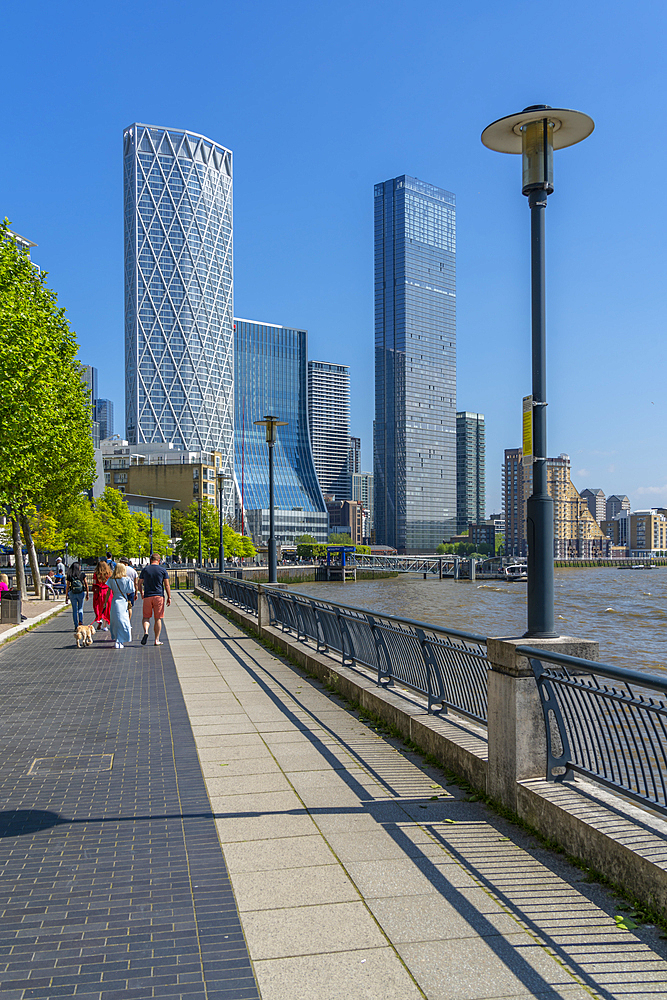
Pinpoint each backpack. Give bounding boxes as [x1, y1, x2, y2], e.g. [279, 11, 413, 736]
[69, 576, 84, 595]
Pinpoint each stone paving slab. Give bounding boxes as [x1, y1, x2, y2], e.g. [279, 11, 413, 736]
[0, 607, 260, 999]
[170, 593, 667, 1000]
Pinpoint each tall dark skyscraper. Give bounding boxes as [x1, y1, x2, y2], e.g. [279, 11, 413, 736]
[374, 175, 456, 552]
[456, 412, 485, 533]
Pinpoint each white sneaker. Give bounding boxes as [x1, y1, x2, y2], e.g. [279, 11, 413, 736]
[118, 642, 124, 649]
[114, 640, 120, 648]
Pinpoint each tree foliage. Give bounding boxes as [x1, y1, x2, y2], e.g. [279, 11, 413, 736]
[174, 502, 256, 562]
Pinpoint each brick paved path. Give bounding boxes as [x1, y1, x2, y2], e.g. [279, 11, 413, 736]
[0, 608, 259, 999]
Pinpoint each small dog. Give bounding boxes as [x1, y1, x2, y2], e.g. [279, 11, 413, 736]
[75, 624, 95, 648]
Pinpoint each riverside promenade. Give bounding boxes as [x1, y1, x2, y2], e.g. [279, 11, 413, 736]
[1, 594, 667, 998]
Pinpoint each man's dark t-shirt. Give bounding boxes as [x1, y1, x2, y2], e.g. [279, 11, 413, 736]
[140, 564, 169, 597]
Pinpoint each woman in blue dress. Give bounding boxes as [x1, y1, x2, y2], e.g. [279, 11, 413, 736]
[108, 562, 134, 648]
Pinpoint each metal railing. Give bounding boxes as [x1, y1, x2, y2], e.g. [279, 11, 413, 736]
[265, 587, 489, 721]
[194, 571, 667, 816]
[522, 645, 667, 816]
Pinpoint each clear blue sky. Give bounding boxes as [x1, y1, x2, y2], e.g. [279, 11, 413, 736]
[4, 0, 666, 512]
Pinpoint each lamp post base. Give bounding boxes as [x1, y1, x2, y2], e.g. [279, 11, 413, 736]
[525, 494, 558, 639]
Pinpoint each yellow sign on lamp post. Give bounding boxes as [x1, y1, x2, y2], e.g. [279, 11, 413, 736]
[522, 395, 533, 465]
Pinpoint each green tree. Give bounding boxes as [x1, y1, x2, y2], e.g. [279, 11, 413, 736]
[295, 534, 317, 559]
[328, 532, 354, 545]
[0, 221, 96, 595]
[436, 543, 447, 555]
[133, 512, 171, 558]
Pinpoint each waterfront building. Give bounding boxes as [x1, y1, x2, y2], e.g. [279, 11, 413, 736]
[94, 399, 114, 441]
[352, 471, 374, 531]
[606, 494, 631, 520]
[374, 175, 457, 552]
[580, 488, 606, 523]
[503, 448, 610, 559]
[235, 320, 328, 545]
[469, 520, 496, 553]
[502, 449, 523, 557]
[307, 362, 351, 500]
[602, 510, 630, 550]
[630, 510, 667, 557]
[456, 412, 485, 534]
[326, 498, 363, 546]
[101, 439, 225, 514]
[349, 436, 361, 477]
[123, 122, 234, 518]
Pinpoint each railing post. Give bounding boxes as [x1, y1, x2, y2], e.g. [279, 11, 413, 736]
[257, 584, 270, 629]
[486, 636, 598, 812]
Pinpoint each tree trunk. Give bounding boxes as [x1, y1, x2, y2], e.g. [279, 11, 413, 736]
[21, 512, 42, 597]
[10, 516, 28, 600]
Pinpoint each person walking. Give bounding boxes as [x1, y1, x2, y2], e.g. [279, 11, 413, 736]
[107, 562, 134, 649]
[121, 558, 138, 620]
[92, 560, 112, 631]
[65, 563, 89, 629]
[56, 556, 65, 577]
[138, 554, 171, 646]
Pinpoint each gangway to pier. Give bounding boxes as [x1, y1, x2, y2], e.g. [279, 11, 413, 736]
[353, 553, 457, 576]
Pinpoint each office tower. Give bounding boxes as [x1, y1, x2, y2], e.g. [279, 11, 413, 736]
[374, 175, 456, 552]
[456, 412, 485, 533]
[307, 362, 351, 499]
[94, 399, 114, 441]
[123, 123, 234, 506]
[82, 365, 101, 448]
[580, 488, 605, 523]
[349, 437, 361, 477]
[235, 320, 328, 544]
[606, 494, 630, 520]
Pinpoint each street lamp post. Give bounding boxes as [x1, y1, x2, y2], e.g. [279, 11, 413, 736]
[148, 502, 155, 557]
[217, 471, 227, 574]
[197, 498, 203, 568]
[482, 106, 594, 638]
[254, 415, 287, 584]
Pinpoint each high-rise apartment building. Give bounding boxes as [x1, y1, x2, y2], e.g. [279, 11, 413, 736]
[606, 494, 630, 520]
[580, 488, 606, 523]
[94, 399, 115, 441]
[374, 175, 456, 552]
[456, 412, 485, 533]
[82, 365, 101, 448]
[503, 449, 610, 559]
[123, 123, 234, 512]
[307, 362, 351, 500]
[352, 471, 374, 540]
[349, 436, 361, 477]
[235, 320, 328, 545]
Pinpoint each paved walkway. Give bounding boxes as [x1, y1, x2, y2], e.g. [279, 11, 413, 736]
[2, 594, 667, 999]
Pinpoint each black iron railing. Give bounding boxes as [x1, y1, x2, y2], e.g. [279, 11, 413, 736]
[522, 645, 667, 816]
[264, 587, 489, 721]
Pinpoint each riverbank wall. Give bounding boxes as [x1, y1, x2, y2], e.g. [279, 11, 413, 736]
[235, 566, 398, 584]
[554, 559, 667, 569]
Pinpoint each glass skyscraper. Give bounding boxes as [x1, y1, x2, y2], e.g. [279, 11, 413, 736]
[374, 175, 457, 552]
[234, 319, 328, 544]
[123, 123, 234, 503]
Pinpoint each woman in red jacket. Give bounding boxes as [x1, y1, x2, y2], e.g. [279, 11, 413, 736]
[93, 560, 112, 631]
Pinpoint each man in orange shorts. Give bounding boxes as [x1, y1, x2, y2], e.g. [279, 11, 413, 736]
[138, 554, 172, 646]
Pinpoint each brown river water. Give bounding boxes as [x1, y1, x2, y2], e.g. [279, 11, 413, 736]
[292, 568, 667, 675]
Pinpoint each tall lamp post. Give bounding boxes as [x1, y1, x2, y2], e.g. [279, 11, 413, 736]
[148, 502, 155, 557]
[482, 105, 594, 638]
[197, 498, 203, 569]
[217, 471, 227, 574]
[254, 415, 287, 584]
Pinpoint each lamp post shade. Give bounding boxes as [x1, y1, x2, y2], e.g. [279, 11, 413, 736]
[481, 106, 594, 154]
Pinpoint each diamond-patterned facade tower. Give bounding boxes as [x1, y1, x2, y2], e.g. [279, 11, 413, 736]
[124, 123, 234, 484]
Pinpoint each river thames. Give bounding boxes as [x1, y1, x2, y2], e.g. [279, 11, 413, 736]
[294, 567, 667, 674]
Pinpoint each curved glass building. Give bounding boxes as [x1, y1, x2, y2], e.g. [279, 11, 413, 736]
[123, 123, 234, 505]
[234, 319, 328, 544]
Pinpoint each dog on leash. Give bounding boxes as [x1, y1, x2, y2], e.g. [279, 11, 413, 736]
[75, 624, 95, 648]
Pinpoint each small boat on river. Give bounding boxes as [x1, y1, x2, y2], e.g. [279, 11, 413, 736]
[502, 564, 528, 582]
